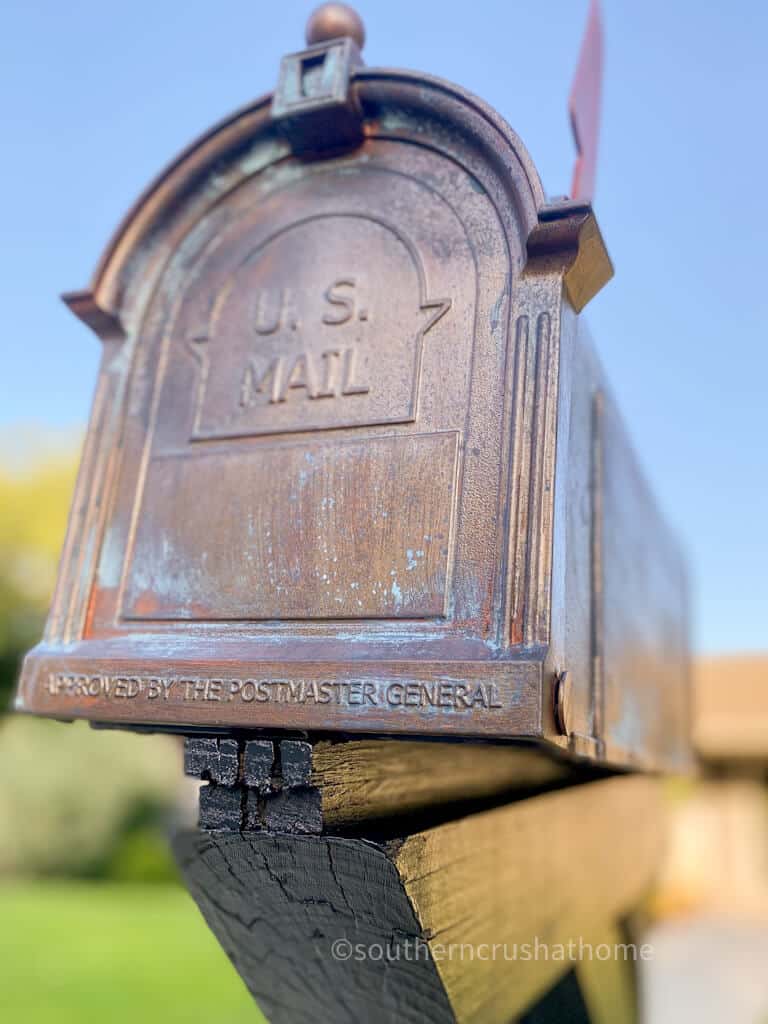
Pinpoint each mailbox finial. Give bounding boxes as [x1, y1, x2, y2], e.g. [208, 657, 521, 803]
[306, 3, 366, 51]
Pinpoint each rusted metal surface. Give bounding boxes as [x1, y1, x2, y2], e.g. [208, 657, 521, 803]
[16, 5, 689, 770]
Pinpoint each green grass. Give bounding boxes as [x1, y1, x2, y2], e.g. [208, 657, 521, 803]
[0, 883, 265, 1023]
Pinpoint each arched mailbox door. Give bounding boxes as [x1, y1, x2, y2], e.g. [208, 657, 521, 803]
[16, 26, 689, 770]
[121, 145, 497, 626]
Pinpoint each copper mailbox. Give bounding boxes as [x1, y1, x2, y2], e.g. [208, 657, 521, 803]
[16, 7, 690, 770]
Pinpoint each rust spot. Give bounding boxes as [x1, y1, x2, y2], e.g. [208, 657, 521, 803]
[130, 590, 164, 618]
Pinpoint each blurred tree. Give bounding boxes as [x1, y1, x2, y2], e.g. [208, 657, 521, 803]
[0, 437, 192, 884]
[0, 715, 185, 879]
[0, 445, 78, 708]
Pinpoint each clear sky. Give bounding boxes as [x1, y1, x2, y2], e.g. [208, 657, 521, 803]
[1, 1, 766, 653]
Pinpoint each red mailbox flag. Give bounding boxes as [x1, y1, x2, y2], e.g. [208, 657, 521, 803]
[569, 0, 604, 202]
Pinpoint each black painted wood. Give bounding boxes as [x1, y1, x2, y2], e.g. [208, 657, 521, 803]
[176, 775, 659, 1022]
[173, 830, 456, 1024]
[198, 783, 242, 830]
[519, 970, 590, 1024]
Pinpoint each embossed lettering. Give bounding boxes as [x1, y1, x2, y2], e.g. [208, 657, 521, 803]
[240, 356, 282, 406]
[44, 673, 504, 712]
[341, 346, 369, 396]
[185, 212, 456, 439]
[317, 349, 340, 398]
[240, 348, 369, 407]
[253, 289, 290, 335]
[279, 352, 319, 401]
[322, 278, 357, 325]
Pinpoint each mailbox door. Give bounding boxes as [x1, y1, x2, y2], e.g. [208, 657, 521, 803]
[20, 74, 555, 738]
[91, 141, 529, 649]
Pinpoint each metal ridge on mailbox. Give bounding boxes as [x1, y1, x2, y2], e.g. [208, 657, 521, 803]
[16, 3, 690, 771]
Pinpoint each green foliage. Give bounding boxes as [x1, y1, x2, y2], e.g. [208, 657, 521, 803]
[102, 823, 181, 884]
[0, 716, 186, 880]
[0, 575, 46, 710]
[0, 440, 193, 886]
[0, 446, 78, 708]
[0, 883, 263, 1023]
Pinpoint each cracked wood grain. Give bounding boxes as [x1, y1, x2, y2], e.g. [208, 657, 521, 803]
[174, 775, 662, 1023]
[174, 830, 454, 1024]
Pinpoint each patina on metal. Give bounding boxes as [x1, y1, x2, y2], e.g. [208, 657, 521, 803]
[15, 4, 690, 770]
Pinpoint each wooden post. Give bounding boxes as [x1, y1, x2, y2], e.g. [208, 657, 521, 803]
[174, 771, 663, 1023]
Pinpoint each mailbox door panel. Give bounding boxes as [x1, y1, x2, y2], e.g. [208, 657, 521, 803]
[87, 141, 520, 645]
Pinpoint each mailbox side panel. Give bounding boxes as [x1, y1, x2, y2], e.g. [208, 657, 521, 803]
[547, 302, 600, 756]
[598, 387, 691, 770]
[543, 315, 690, 771]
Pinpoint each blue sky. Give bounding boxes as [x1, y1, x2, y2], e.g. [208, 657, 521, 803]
[1, 1, 766, 653]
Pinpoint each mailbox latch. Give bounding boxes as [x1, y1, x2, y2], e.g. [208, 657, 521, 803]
[271, 35, 364, 155]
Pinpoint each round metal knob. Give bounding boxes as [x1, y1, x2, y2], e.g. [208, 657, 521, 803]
[305, 3, 366, 50]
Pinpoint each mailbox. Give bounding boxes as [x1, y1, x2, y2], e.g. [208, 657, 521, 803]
[16, 4, 690, 770]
